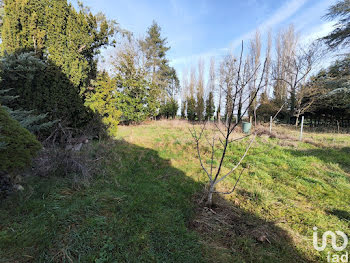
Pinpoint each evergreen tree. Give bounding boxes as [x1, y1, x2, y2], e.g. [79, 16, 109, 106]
[187, 96, 196, 121]
[0, 88, 54, 133]
[0, 52, 88, 127]
[160, 98, 178, 119]
[205, 92, 215, 120]
[114, 40, 150, 124]
[140, 21, 179, 115]
[323, 0, 350, 49]
[2, 0, 116, 87]
[196, 94, 204, 121]
[85, 72, 121, 137]
[1, 0, 116, 127]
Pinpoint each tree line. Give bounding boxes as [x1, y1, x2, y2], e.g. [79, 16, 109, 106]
[180, 1, 350, 128]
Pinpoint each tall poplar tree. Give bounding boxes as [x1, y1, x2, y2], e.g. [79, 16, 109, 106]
[196, 60, 205, 121]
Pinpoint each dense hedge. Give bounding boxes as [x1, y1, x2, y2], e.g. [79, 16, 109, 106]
[0, 106, 41, 175]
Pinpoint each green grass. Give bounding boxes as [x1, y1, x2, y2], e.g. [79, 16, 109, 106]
[1, 120, 350, 262]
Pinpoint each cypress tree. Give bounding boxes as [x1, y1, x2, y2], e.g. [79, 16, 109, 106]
[205, 92, 215, 121]
[187, 96, 196, 121]
[1, 0, 116, 127]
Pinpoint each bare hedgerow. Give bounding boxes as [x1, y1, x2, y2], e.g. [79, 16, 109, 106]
[33, 123, 106, 189]
[34, 146, 92, 189]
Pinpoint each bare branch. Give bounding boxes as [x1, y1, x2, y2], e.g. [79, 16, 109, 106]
[214, 134, 256, 186]
[214, 166, 247, 195]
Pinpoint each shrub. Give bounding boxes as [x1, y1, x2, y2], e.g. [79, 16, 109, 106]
[0, 106, 41, 176]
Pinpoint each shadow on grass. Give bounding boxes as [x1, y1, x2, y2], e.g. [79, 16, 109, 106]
[191, 188, 317, 263]
[0, 140, 315, 262]
[326, 209, 350, 222]
[287, 146, 350, 173]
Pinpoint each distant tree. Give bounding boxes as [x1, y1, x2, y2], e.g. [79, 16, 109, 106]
[181, 68, 189, 119]
[221, 54, 236, 125]
[272, 26, 298, 111]
[274, 42, 321, 125]
[205, 58, 216, 120]
[196, 59, 205, 121]
[310, 56, 350, 115]
[323, 0, 350, 49]
[140, 21, 179, 116]
[113, 39, 150, 124]
[272, 25, 299, 121]
[187, 96, 196, 121]
[166, 67, 180, 98]
[181, 100, 186, 119]
[217, 62, 225, 122]
[205, 92, 215, 121]
[160, 98, 178, 119]
[158, 67, 180, 119]
[187, 67, 197, 121]
[248, 30, 262, 125]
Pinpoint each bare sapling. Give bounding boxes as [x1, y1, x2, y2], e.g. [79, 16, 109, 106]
[190, 42, 268, 207]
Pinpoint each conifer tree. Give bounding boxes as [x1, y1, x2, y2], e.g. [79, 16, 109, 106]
[140, 21, 179, 115]
[187, 97, 197, 121]
[205, 92, 215, 121]
[0, 52, 88, 127]
[113, 39, 150, 124]
[187, 67, 197, 121]
[85, 72, 121, 137]
[323, 0, 350, 49]
[1, 0, 117, 127]
[0, 106, 41, 176]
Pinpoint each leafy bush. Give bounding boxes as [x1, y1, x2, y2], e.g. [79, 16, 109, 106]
[0, 106, 41, 175]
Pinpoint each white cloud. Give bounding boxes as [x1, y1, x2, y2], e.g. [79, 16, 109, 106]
[230, 0, 309, 49]
[300, 21, 335, 45]
[170, 0, 310, 71]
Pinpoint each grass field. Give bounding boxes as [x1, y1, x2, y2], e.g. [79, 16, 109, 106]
[1, 120, 349, 262]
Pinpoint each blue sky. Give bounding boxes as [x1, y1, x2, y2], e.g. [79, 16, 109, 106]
[77, 0, 336, 76]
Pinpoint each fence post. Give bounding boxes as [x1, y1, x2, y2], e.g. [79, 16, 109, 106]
[300, 116, 304, 141]
[269, 116, 272, 133]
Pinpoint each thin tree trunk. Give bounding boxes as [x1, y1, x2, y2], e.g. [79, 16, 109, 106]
[295, 115, 299, 127]
[207, 184, 214, 207]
